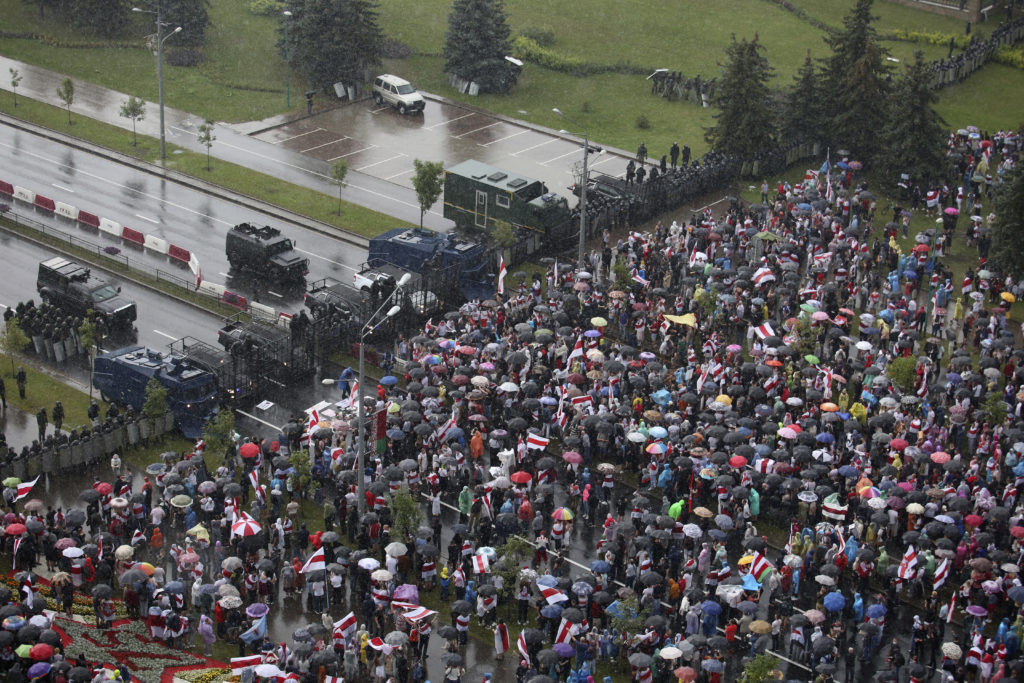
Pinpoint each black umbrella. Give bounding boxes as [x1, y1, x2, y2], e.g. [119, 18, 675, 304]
[535, 650, 559, 667]
[451, 600, 473, 615]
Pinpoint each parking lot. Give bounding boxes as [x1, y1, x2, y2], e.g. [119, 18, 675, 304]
[252, 96, 631, 197]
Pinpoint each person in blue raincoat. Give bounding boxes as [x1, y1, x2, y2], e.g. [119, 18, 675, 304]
[657, 466, 673, 490]
[852, 593, 864, 622]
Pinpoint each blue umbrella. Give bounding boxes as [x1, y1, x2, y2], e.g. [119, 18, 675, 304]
[797, 203, 812, 210]
[702, 659, 724, 672]
[540, 604, 563, 619]
[836, 161, 850, 170]
[862, 327, 880, 335]
[1014, 462, 1024, 477]
[537, 575, 558, 588]
[583, 329, 602, 338]
[445, 428, 464, 441]
[386, 429, 405, 440]
[838, 465, 859, 478]
[903, 270, 918, 279]
[946, 373, 961, 384]
[816, 433, 835, 444]
[1008, 586, 1024, 603]
[590, 560, 610, 574]
[866, 603, 887, 619]
[701, 600, 722, 616]
[651, 389, 672, 405]
[380, 375, 399, 386]
[824, 591, 845, 612]
[708, 529, 727, 542]
[165, 581, 185, 594]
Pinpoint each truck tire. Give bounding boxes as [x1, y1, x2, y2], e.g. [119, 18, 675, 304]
[374, 92, 383, 105]
[399, 103, 408, 115]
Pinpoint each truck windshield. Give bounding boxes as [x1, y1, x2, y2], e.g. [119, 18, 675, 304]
[179, 382, 215, 403]
[269, 239, 293, 256]
[90, 285, 119, 303]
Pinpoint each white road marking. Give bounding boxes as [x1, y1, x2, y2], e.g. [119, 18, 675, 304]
[234, 408, 282, 430]
[356, 154, 405, 171]
[134, 213, 159, 224]
[267, 291, 283, 298]
[301, 138, 348, 153]
[51, 183, 73, 193]
[0, 139, 233, 226]
[479, 130, 528, 147]
[369, 106, 390, 113]
[294, 249, 357, 270]
[218, 272, 230, 278]
[541, 148, 584, 165]
[270, 128, 324, 145]
[153, 329, 178, 341]
[385, 168, 414, 180]
[425, 113, 474, 130]
[510, 138, 556, 156]
[589, 155, 619, 169]
[453, 122, 499, 138]
[327, 145, 375, 160]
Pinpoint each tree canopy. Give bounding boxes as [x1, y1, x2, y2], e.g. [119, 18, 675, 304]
[990, 165, 1024, 279]
[444, 0, 515, 93]
[705, 34, 775, 156]
[878, 51, 947, 188]
[284, 0, 384, 92]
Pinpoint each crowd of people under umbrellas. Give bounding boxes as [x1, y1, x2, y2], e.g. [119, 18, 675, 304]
[3, 128, 1024, 683]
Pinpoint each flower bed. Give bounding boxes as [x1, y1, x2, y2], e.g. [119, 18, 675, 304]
[1, 574, 128, 619]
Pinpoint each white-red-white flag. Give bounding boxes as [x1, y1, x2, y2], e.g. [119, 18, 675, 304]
[539, 586, 569, 605]
[472, 554, 489, 574]
[497, 256, 508, 295]
[300, 548, 326, 574]
[933, 558, 950, 590]
[14, 477, 39, 502]
[526, 433, 550, 450]
[494, 622, 509, 655]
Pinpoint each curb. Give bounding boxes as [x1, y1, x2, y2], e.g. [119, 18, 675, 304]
[0, 113, 370, 251]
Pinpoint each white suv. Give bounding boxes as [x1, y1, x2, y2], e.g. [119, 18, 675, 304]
[372, 74, 426, 115]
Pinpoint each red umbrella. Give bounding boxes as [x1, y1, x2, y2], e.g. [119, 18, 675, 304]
[456, 346, 476, 356]
[4, 523, 26, 536]
[890, 438, 908, 451]
[930, 451, 951, 464]
[94, 482, 113, 496]
[239, 442, 260, 459]
[964, 514, 983, 528]
[29, 644, 53, 661]
[562, 451, 583, 464]
[567, 373, 586, 385]
[1010, 526, 1024, 539]
[728, 455, 747, 469]
[510, 471, 532, 484]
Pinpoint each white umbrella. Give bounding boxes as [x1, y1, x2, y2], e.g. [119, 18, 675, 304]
[254, 664, 282, 678]
[385, 542, 407, 557]
[659, 646, 683, 660]
[683, 524, 702, 539]
[358, 557, 380, 571]
[499, 382, 519, 393]
[62, 547, 84, 558]
[371, 569, 393, 582]
[626, 431, 648, 443]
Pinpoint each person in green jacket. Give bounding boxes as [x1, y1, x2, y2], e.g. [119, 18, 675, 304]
[458, 486, 473, 523]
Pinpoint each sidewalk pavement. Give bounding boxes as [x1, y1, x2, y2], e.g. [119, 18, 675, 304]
[0, 55, 437, 228]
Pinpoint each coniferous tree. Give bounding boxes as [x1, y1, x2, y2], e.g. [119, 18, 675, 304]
[163, 0, 211, 46]
[68, 0, 131, 36]
[284, 0, 383, 92]
[878, 52, 947, 189]
[779, 51, 824, 145]
[444, 0, 515, 94]
[990, 166, 1024, 279]
[819, 0, 892, 158]
[705, 34, 776, 156]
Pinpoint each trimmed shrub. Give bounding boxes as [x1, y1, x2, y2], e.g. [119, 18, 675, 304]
[166, 47, 206, 67]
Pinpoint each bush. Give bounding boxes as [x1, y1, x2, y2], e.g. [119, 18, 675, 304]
[636, 113, 650, 129]
[511, 35, 588, 74]
[381, 38, 412, 59]
[517, 27, 556, 47]
[248, 0, 285, 16]
[166, 47, 205, 67]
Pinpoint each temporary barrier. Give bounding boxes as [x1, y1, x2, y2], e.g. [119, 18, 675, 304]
[249, 302, 277, 322]
[99, 218, 122, 237]
[0, 181, 13, 196]
[13, 186, 35, 204]
[77, 210, 100, 228]
[168, 245, 191, 264]
[198, 281, 226, 298]
[144, 233, 169, 254]
[121, 227, 145, 245]
[221, 290, 248, 310]
[33, 194, 55, 212]
[55, 202, 77, 220]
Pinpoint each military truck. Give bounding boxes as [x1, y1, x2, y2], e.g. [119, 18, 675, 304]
[225, 223, 309, 283]
[367, 227, 494, 301]
[92, 346, 218, 438]
[443, 160, 571, 237]
[36, 257, 137, 334]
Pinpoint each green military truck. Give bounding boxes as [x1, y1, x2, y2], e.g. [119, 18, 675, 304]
[443, 160, 570, 237]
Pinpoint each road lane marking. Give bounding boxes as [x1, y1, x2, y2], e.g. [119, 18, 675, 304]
[267, 291, 283, 298]
[271, 128, 324, 145]
[327, 145, 375, 160]
[218, 272, 230, 278]
[540, 148, 583, 165]
[453, 122, 499, 138]
[479, 130, 528, 147]
[0, 139, 233, 226]
[510, 138, 556, 156]
[369, 106, 389, 113]
[153, 330, 178, 341]
[301, 137, 348, 153]
[51, 183, 74, 193]
[589, 155, 619, 169]
[234, 408, 282, 430]
[425, 113, 473, 130]
[134, 214, 159, 224]
[356, 154, 406, 171]
[294, 249, 357, 270]
[385, 169, 414, 180]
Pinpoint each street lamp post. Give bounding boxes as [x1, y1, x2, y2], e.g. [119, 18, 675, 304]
[282, 10, 292, 108]
[133, 2, 181, 161]
[553, 108, 590, 268]
[356, 273, 412, 515]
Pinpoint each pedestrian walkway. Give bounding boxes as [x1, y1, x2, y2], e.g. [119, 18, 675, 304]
[0, 55, 437, 228]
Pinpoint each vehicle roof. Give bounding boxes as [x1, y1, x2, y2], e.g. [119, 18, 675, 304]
[376, 74, 411, 86]
[98, 346, 209, 381]
[446, 160, 542, 194]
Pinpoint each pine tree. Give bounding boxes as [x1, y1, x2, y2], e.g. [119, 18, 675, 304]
[779, 51, 824, 145]
[163, 0, 211, 47]
[819, 0, 892, 158]
[444, 0, 515, 94]
[284, 0, 383, 92]
[990, 165, 1024, 279]
[705, 34, 776, 157]
[878, 51, 947, 190]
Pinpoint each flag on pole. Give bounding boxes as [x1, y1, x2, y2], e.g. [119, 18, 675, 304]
[518, 631, 530, 664]
[822, 493, 848, 520]
[945, 593, 956, 623]
[239, 614, 267, 644]
[749, 551, 774, 582]
[12, 538, 21, 565]
[300, 548, 326, 574]
[897, 545, 918, 582]
[497, 256, 508, 295]
[933, 558, 950, 590]
[14, 477, 39, 502]
[554, 617, 573, 643]
[402, 607, 437, 622]
[526, 433, 550, 450]
[567, 335, 584, 361]
[97, 534, 103, 561]
[494, 622, 509, 655]
[335, 612, 357, 636]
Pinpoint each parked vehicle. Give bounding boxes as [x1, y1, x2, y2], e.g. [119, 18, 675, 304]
[372, 74, 426, 114]
[36, 257, 137, 333]
[368, 227, 495, 301]
[225, 223, 309, 283]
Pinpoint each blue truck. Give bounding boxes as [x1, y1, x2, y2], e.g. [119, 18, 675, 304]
[367, 227, 495, 301]
[92, 346, 218, 438]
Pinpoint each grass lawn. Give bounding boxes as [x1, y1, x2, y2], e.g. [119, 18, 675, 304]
[0, 0, 305, 123]
[0, 96, 408, 240]
[0, 355, 105, 429]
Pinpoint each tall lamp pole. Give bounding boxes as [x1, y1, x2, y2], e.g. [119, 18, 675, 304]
[282, 10, 292, 108]
[356, 273, 412, 515]
[133, 2, 181, 161]
[553, 108, 592, 268]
